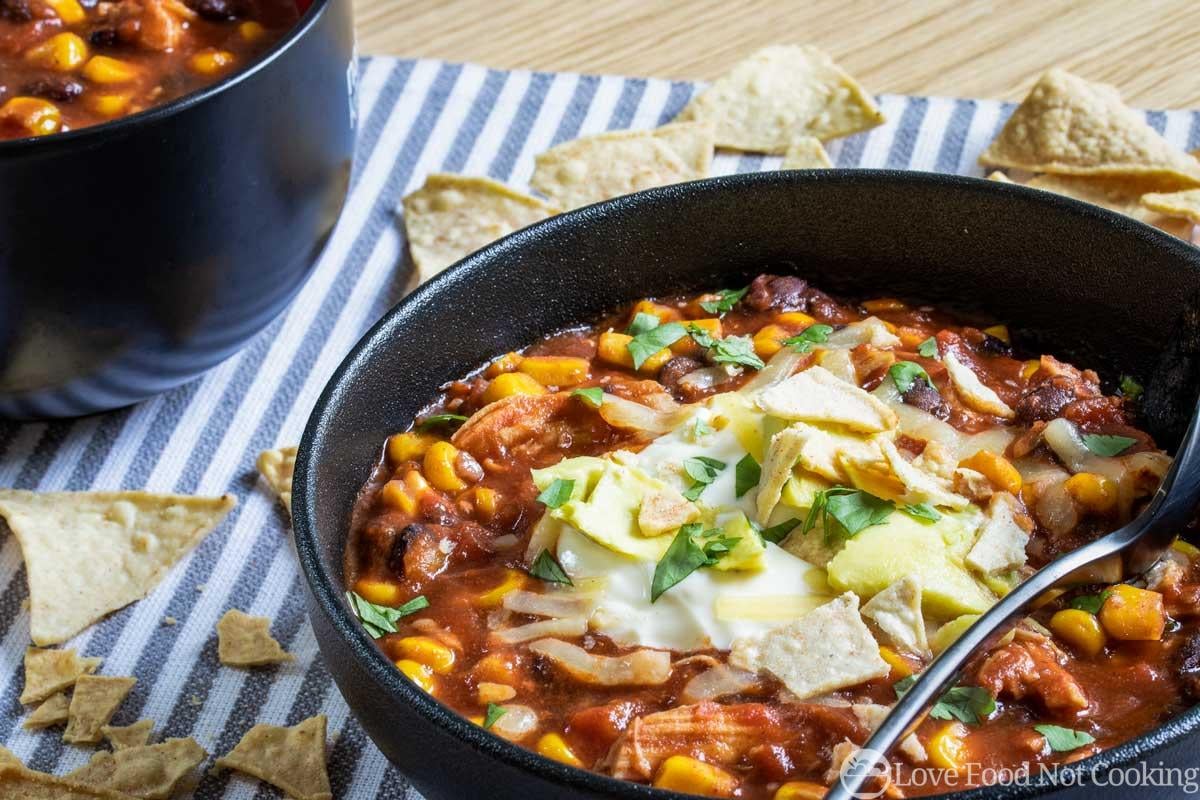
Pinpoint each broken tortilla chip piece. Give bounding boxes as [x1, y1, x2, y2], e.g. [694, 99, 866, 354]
[0, 746, 19, 768]
[20, 647, 102, 704]
[217, 609, 293, 667]
[0, 764, 137, 799]
[1023, 174, 1194, 238]
[103, 720, 155, 751]
[64, 675, 137, 744]
[1140, 189, 1200, 223]
[781, 136, 833, 169]
[23, 692, 70, 730]
[402, 174, 560, 283]
[65, 738, 206, 800]
[256, 446, 296, 514]
[530, 121, 714, 210]
[0, 490, 235, 646]
[216, 715, 332, 800]
[980, 68, 1200, 188]
[986, 170, 1014, 183]
[676, 45, 884, 153]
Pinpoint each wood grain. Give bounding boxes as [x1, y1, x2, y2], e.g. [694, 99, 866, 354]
[353, 0, 1200, 108]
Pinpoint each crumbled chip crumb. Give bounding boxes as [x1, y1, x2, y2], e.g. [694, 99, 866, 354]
[163, 616, 177, 626]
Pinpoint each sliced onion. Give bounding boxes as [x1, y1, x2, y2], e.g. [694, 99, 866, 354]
[680, 663, 759, 703]
[527, 638, 672, 686]
[678, 366, 736, 393]
[502, 589, 597, 619]
[1043, 418, 1123, 479]
[741, 346, 805, 395]
[489, 704, 539, 741]
[491, 616, 587, 645]
[524, 514, 564, 564]
[598, 394, 691, 435]
[825, 317, 901, 349]
[1033, 477, 1078, 537]
[489, 533, 521, 551]
[880, 387, 1014, 461]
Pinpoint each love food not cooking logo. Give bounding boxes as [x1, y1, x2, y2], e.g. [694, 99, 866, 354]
[839, 751, 1200, 797]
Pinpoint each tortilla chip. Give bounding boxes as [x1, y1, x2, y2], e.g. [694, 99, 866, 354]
[63, 675, 136, 744]
[530, 121, 714, 210]
[966, 493, 1030, 575]
[1141, 189, 1200, 223]
[65, 738, 206, 800]
[0, 490, 236, 646]
[986, 170, 1014, 183]
[23, 692, 69, 730]
[103, 720, 155, 751]
[256, 446, 296, 514]
[758, 365, 898, 432]
[1023, 173, 1194, 238]
[0, 764, 137, 799]
[781, 136, 833, 169]
[730, 592, 888, 699]
[980, 68, 1200, 188]
[676, 45, 884, 153]
[861, 575, 929, 657]
[0, 746, 19, 768]
[402, 174, 560, 282]
[217, 609, 293, 667]
[19, 647, 101, 704]
[215, 715, 331, 800]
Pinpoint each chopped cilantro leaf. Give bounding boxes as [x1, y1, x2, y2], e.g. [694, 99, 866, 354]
[529, 549, 573, 586]
[699, 286, 749, 316]
[681, 456, 726, 501]
[804, 486, 894, 542]
[416, 413, 468, 431]
[1081, 433, 1136, 457]
[1068, 589, 1111, 614]
[483, 703, 507, 729]
[783, 324, 833, 353]
[536, 478, 574, 509]
[626, 312, 662, 336]
[893, 678, 996, 726]
[734, 454, 761, 498]
[1119, 375, 1144, 402]
[902, 502, 941, 523]
[650, 524, 710, 602]
[755, 518, 801, 545]
[628, 322, 687, 369]
[889, 361, 933, 394]
[346, 591, 428, 639]
[918, 337, 939, 358]
[571, 387, 604, 407]
[1035, 724, 1095, 752]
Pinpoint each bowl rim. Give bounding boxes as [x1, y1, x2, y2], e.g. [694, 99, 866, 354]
[294, 169, 1200, 800]
[0, 0, 338, 153]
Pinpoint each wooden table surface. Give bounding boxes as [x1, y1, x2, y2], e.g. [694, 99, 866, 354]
[354, 0, 1200, 109]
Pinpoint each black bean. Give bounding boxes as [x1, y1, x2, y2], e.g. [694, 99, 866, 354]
[744, 274, 809, 312]
[1014, 379, 1075, 424]
[0, 0, 32, 21]
[186, 0, 238, 19]
[978, 333, 1013, 357]
[23, 77, 84, 102]
[89, 27, 119, 47]
[902, 377, 951, 420]
[386, 523, 426, 575]
[1176, 630, 1200, 701]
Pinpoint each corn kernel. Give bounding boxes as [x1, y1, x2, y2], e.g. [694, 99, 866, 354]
[26, 33, 88, 72]
[983, 324, 1011, 344]
[482, 372, 547, 404]
[395, 636, 456, 674]
[753, 324, 789, 359]
[1021, 360, 1040, 380]
[82, 54, 138, 84]
[387, 431, 437, 464]
[863, 298, 908, 313]
[596, 331, 673, 373]
[927, 722, 969, 771]
[632, 299, 681, 323]
[477, 682, 516, 705]
[468, 486, 498, 521]
[353, 578, 404, 607]
[476, 569, 526, 608]
[484, 351, 523, 377]
[1065, 472, 1118, 515]
[473, 652, 517, 684]
[87, 92, 131, 117]
[45, 0, 85, 24]
[536, 733, 583, 768]
[959, 450, 1022, 495]
[0, 97, 60, 137]
[672, 317, 722, 357]
[1049, 608, 1106, 657]
[189, 48, 236, 76]
[518, 355, 590, 387]
[238, 20, 266, 41]
[395, 659, 435, 693]
[878, 646, 913, 678]
[774, 782, 828, 800]
[424, 441, 469, 492]
[1173, 538, 1200, 559]
[653, 755, 737, 796]
[380, 479, 418, 515]
[1099, 584, 1165, 641]
[775, 311, 817, 329]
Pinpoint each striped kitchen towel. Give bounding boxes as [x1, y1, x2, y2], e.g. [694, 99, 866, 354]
[0, 56, 1197, 799]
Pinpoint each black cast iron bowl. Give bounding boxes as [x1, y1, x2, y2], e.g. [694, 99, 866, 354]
[0, 0, 356, 420]
[295, 170, 1200, 800]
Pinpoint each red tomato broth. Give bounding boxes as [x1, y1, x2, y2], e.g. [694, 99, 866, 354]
[344, 274, 1200, 798]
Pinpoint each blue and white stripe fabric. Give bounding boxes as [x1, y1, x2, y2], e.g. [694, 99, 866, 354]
[0, 57, 1197, 798]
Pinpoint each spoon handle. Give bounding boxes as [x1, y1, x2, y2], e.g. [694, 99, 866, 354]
[824, 517, 1142, 800]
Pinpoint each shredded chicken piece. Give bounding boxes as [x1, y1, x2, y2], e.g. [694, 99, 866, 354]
[976, 635, 1089, 714]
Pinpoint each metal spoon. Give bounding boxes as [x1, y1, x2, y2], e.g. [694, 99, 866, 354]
[828, 308, 1200, 800]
